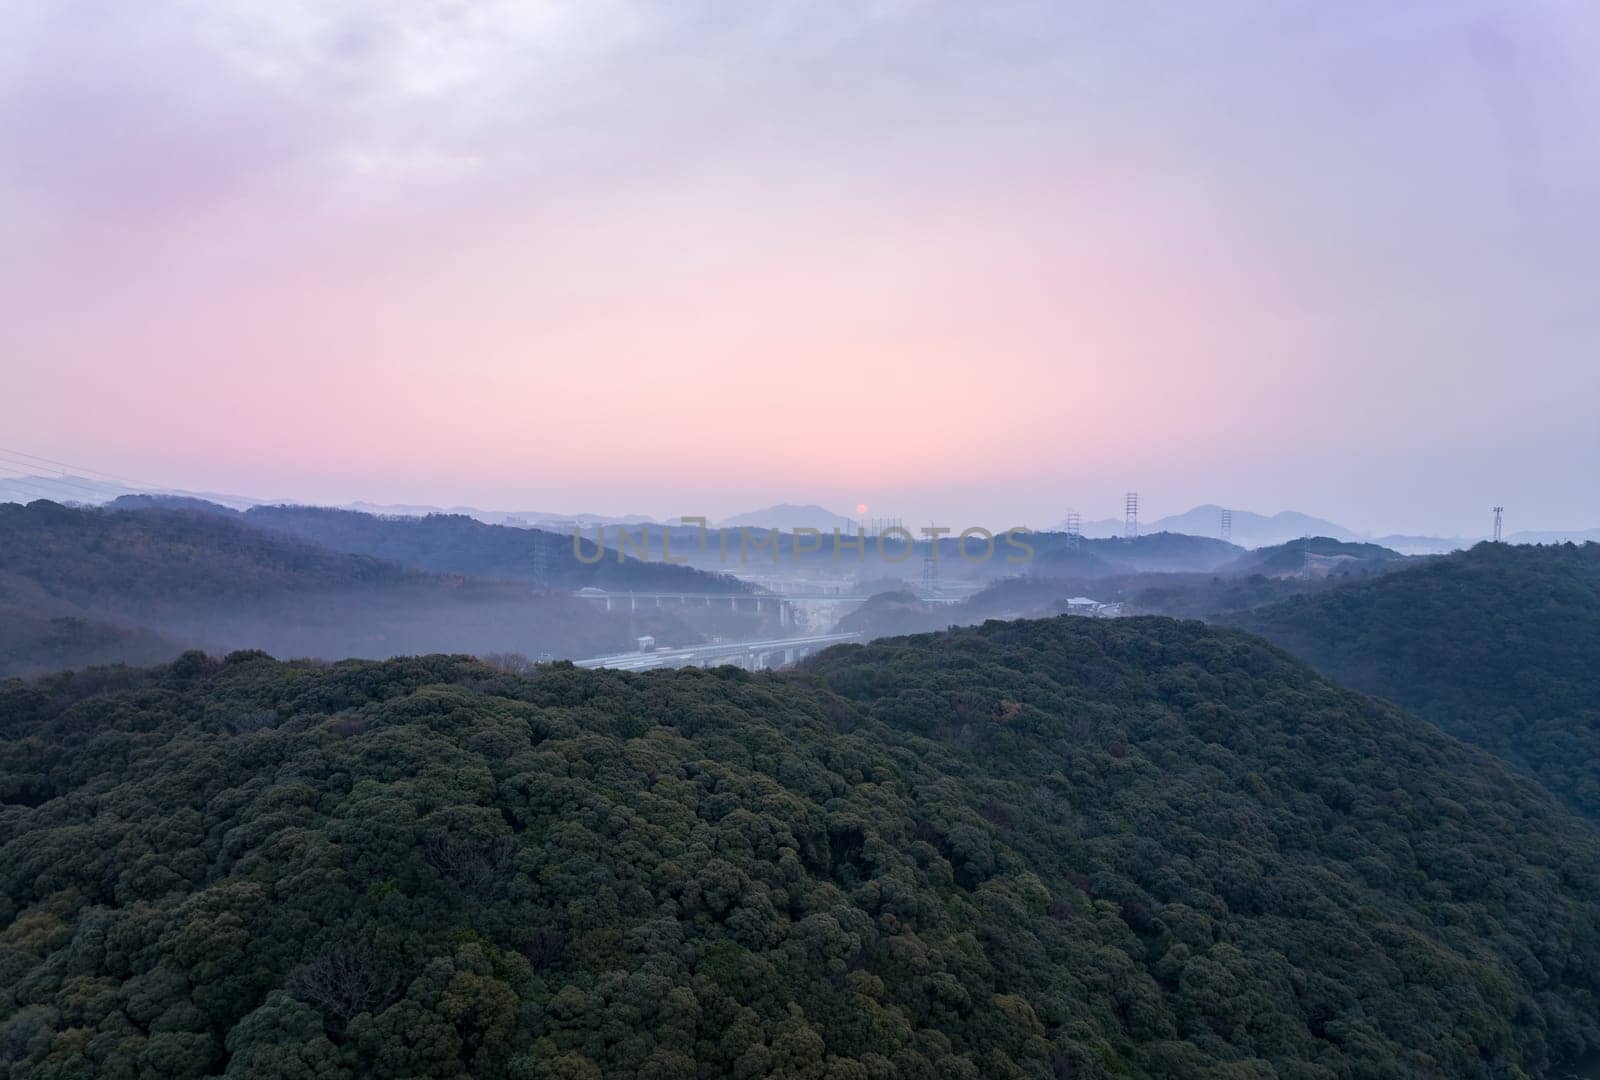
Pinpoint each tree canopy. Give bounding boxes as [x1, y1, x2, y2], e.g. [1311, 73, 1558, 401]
[3, 615, 1597, 1078]
[1231, 541, 1600, 820]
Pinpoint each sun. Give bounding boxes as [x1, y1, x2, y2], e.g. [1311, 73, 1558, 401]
[855, 503, 869, 515]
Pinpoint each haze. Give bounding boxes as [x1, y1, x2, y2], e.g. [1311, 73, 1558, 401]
[3, 1, 1597, 535]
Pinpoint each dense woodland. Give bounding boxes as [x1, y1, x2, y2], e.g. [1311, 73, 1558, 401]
[0, 503, 708, 675]
[1218, 539, 1410, 578]
[1232, 542, 1600, 820]
[3, 617, 1599, 1078]
[1029, 533, 1243, 577]
[237, 506, 747, 594]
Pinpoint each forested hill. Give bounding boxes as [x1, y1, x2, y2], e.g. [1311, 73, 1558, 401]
[1230, 541, 1600, 819]
[0, 501, 702, 672]
[1028, 532, 1241, 576]
[0, 500, 422, 611]
[1220, 537, 1408, 577]
[242, 505, 748, 592]
[4, 618, 1599, 1078]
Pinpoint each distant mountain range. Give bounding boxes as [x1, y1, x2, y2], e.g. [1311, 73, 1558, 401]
[6, 479, 1595, 551]
[346, 502, 657, 528]
[0, 474, 262, 510]
[716, 503, 859, 532]
[1058, 505, 1357, 547]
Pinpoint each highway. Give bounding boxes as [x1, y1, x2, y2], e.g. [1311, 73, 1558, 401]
[573, 631, 863, 672]
[573, 589, 967, 605]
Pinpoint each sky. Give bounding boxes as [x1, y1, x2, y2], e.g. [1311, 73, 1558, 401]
[2, 0, 1597, 536]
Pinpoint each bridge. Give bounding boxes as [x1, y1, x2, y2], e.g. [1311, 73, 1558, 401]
[573, 631, 862, 672]
[573, 588, 966, 626]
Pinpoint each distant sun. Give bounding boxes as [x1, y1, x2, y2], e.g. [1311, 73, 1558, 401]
[855, 503, 869, 515]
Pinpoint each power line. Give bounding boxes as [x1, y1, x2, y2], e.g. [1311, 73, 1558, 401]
[0, 446, 156, 490]
[0, 474, 73, 503]
[0, 459, 131, 501]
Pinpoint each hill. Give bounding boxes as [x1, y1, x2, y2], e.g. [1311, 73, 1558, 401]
[719, 504, 859, 532]
[1143, 507, 1357, 548]
[1028, 532, 1241, 577]
[1231, 542, 1600, 820]
[0, 574, 180, 677]
[0, 501, 699, 672]
[1509, 528, 1600, 545]
[833, 590, 948, 639]
[1089, 532, 1241, 573]
[1222, 537, 1408, 578]
[3, 617, 1599, 1077]
[0, 477, 261, 510]
[243, 506, 746, 593]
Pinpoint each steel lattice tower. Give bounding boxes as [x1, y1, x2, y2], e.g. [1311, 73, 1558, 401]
[1124, 492, 1139, 539]
[1220, 508, 1233, 543]
[530, 530, 550, 585]
[1493, 506, 1504, 543]
[1065, 510, 1082, 550]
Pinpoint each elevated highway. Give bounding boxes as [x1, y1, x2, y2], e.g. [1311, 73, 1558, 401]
[573, 631, 862, 672]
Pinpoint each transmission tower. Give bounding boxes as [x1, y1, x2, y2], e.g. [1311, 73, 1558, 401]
[922, 525, 938, 593]
[1065, 510, 1082, 551]
[1301, 535, 1312, 579]
[530, 530, 550, 585]
[1492, 506, 1504, 543]
[1220, 508, 1233, 543]
[1124, 492, 1139, 539]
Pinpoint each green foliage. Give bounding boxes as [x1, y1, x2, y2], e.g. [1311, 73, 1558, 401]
[1222, 538, 1407, 578]
[241, 506, 746, 593]
[0, 502, 703, 675]
[2, 618, 1598, 1077]
[1232, 542, 1600, 819]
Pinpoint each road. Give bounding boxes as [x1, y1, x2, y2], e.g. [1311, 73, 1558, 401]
[573, 631, 863, 672]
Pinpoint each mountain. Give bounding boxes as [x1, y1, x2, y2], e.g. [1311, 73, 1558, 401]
[1144, 506, 1359, 547]
[1230, 541, 1600, 821]
[108, 493, 242, 515]
[243, 505, 746, 593]
[1509, 528, 1600, 545]
[3, 617, 1598, 1078]
[1369, 533, 1469, 556]
[1091, 531, 1241, 573]
[1221, 536, 1408, 577]
[718, 503, 860, 532]
[346, 502, 658, 528]
[1018, 543, 1118, 578]
[1029, 532, 1242, 576]
[1047, 507, 1357, 547]
[0, 475, 261, 510]
[834, 589, 948, 639]
[0, 573, 181, 677]
[1051, 515, 1125, 538]
[0, 501, 700, 673]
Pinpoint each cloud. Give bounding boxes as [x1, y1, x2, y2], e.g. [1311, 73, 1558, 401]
[2, 1, 1597, 533]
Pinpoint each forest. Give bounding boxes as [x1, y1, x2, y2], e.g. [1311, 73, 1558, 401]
[3, 616, 1598, 1078]
[1231, 541, 1600, 820]
[0, 502, 720, 676]
[236, 506, 747, 593]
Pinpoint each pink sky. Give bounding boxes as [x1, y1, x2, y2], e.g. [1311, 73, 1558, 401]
[3, 2, 1597, 534]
